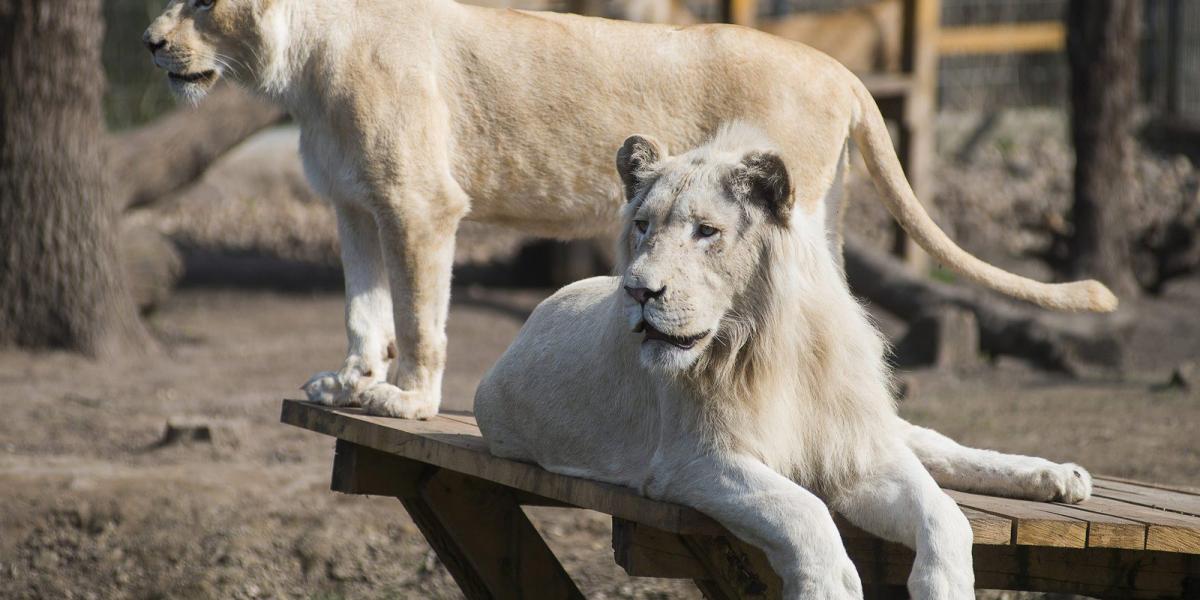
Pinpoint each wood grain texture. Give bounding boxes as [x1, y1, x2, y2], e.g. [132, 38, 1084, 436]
[281, 400, 723, 534]
[284, 400, 1200, 557]
[1092, 479, 1200, 517]
[946, 490, 1088, 548]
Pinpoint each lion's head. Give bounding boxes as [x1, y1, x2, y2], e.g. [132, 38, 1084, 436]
[614, 125, 800, 375]
[143, 0, 274, 102]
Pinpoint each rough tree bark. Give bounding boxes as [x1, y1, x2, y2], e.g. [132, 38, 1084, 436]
[0, 0, 152, 357]
[1066, 0, 1142, 301]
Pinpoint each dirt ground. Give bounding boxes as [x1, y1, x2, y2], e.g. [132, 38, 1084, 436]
[1, 275, 1198, 599]
[4, 107, 1199, 599]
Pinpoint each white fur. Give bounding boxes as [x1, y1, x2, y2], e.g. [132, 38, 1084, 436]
[476, 126, 1092, 599]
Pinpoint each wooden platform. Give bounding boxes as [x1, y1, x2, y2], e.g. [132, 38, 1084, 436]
[282, 400, 1200, 599]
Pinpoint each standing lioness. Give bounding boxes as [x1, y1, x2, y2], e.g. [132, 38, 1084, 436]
[145, 0, 1116, 418]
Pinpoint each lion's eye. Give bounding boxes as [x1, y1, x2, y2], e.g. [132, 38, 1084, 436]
[634, 219, 649, 234]
[697, 224, 718, 238]
[194, 0, 214, 9]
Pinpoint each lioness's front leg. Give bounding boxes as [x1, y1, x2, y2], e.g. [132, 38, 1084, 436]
[648, 453, 863, 599]
[356, 181, 467, 419]
[303, 202, 395, 406]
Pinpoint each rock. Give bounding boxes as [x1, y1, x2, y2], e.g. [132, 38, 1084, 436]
[893, 305, 982, 370]
[157, 417, 243, 449]
[1166, 361, 1198, 390]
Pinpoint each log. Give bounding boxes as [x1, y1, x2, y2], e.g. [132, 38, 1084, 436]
[107, 83, 286, 211]
[118, 222, 182, 313]
[844, 237, 1130, 374]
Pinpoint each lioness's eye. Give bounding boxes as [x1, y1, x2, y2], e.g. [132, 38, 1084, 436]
[194, 0, 214, 9]
[697, 224, 718, 238]
[634, 219, 649, 234]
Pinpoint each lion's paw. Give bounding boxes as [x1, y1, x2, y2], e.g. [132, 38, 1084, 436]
[1050, 463, 1092, 504]
[359, 383, 439, 420]
[788, 557, 863, 599]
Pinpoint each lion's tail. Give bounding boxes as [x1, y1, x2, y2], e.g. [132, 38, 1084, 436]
[846, 79, 1117, 313]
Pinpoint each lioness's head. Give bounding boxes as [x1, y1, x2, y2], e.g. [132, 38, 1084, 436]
[143, 0, 273, 102]
[615, 125, 796, 374]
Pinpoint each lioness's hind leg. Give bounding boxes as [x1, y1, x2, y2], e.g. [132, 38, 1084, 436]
[901, 419, 1092, 503]
[302, 202, 395, 406]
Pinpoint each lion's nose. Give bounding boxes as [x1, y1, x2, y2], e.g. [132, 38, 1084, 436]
[624, 285, 665, 305]
[143, 30, 166, 54]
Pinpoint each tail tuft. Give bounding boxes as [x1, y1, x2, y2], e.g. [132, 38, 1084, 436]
[1077, 280, 1119, 313]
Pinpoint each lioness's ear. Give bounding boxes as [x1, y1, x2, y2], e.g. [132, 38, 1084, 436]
[616, 135, 665, 202]
[729, 151, 793, 223]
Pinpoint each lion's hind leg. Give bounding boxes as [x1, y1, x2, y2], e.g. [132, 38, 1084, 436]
[901, 420, 1092, 503]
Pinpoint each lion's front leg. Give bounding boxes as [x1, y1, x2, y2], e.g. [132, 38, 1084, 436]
[648, 453, 863, 599]
[303, 201, 395, 406]
[900, 419, 1092, 503]
[830, 445, 975, 600]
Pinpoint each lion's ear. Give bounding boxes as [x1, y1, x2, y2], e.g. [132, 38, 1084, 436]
[616, 135, 665, 202]
[730, 151, 793, 223]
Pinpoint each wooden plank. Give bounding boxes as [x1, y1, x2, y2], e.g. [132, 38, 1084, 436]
[937, 22, 1065, 56]
[859, 73, 914, 99]
[946, 490, 1088, 548]
[1092, 479, 1200, 517]
[1064, 496, 1200, 554]
[1097, 475, 1200, 496]
[331, 439, 426, 498]
[281, 400, 723, 535]
[843, 539, 1200, 599]
[612, 518, 707, 579]
[960, 507, 1012, 546]
[683, 534, 783, 600]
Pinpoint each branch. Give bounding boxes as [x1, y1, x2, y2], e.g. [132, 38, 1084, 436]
[844, 237, 1131, 375]
[108, 83, 286, 211]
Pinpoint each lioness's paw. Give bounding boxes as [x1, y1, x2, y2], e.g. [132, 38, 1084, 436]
[302, 371, 356, 406]
[359, 383, 439, 420]
[302, 356, 386, 407]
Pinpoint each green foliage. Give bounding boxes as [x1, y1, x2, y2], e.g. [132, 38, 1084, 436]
[930, 265, 957, 284]
[103, 0, 178, 130]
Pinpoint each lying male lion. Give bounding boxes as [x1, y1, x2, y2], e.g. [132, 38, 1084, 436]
[144, 0, 1116, 419]
[475, 125, 1092, 599]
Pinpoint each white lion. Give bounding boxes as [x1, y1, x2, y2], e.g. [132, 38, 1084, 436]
[144, 0, 1116, 419]
[475, 125, 1092, 599]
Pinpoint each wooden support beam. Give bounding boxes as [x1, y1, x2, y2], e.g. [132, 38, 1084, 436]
[938, 22, 1066, 56]
[403, 468, 585, 600]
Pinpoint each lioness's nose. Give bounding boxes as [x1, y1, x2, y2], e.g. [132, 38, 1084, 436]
[625, 285, 665, 305]
[143, 30, 166, 54]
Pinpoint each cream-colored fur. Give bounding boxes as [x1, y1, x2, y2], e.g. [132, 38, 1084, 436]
[475, 125, 1092, 599]
[145, 0, 1116, 418]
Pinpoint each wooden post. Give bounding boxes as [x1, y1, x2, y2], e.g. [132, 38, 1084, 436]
[893, 0, 940, 273]
[404, 468, 585, 600]
[721, 0, 757, 27]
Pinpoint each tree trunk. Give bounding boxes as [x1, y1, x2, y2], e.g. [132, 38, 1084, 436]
[1066, 0, 1142, 300]
[0, 0, 151, 357]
